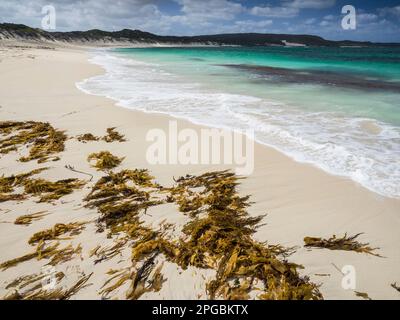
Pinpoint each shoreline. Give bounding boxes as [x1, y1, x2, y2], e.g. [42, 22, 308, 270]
[0, 43, 399, 300]
[80, 48, 400, 200]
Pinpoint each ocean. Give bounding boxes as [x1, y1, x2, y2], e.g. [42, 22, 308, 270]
[77, 46, 400, 199]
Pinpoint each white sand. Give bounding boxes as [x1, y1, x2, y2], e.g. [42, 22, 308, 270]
[0, 43, 399, 300]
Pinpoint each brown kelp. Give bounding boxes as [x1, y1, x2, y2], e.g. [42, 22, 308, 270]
[23, 178, 86, 203]
[86, 169, 321, 300]
[84, 169, 161, 230]
[0, 121, 67, 163]
[0, 168, 48, 203]
[14, 211, 49, 226]
[304, 233, 382, 257]
[391, 283, 400, 293]
[76, 133, 100, 143]
[103, 127, 126, 143]
[355, 291, 372, 300]
[163, 171, 320, 300]
[28, 222, 86, 245]
[87, 151, 124, 171]
[0, 241, 83, 271]
[3, 272, 92, 300]
[89, 238, 129, 264]
[84, 169, 167, 299]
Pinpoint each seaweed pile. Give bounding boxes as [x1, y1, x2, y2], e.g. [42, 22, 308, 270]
[28, 222, 86, 245]
[83, 169, 165, 299]
[14, 211, 48, 226]
[2, 271, 92, 300]
[163, 171, 321, 300]
[23, 178, 86, 203]
[0, 121, 67, 163]
[76, 127, 126, 143]
[391, 283, 400, 293]
[76, 133, 99, 143]
[103, 127, 126, 143]
[0, 168, 47, 202]
[0, 218, 87, 298]
[84, 169, 322, 300]
[87, 151, 124, 171]
[304, 233, 382, 257]
[0, 168, 85, 203]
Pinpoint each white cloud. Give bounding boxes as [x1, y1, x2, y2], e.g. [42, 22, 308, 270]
[176, 0, 243, 20]
[250, 6, 299, 18]
[285, 0, 336, 9]
[378, 6, 400, 18]
[304, 18, 316, 24]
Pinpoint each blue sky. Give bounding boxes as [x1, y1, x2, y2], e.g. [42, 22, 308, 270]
[1, 0, 400, 42]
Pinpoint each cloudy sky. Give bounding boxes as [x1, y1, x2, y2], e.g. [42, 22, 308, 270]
[1, 0, 399, 42]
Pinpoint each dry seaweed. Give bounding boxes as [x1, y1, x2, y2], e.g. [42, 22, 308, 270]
[84, 169, 161, 230]
[90, 237, 129, 264]
[0, 168, 84, 203]
[391, 282, 400, 293]
[304, 233, 382, 257]
[162, 171, 321, 300]
[84, 168, 321, 300]
[28, 222, 86, 245]
[87, 151, 124, 171]
[85, 169, 166, 299]
[103, 127, 126, 143]
[3, 272, 92, 300]
[5, 271, 65, 291]
[23, 178, 86, 202]
[76, 133, 100, 143]
[0, 121, 67, 163]
[0, 168, 48, 193]
[355, 291, 372, 300]
[14, 211, 48, 226]
[0, 241, 82, 271]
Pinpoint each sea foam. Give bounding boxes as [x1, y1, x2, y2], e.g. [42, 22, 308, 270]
[77, 51, 400, 199]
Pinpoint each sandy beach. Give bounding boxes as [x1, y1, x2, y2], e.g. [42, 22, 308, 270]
[0, 42, 399, 300]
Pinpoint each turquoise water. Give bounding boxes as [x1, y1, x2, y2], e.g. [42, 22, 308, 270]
[78, 46, 400, 198]
[117, 46, 400, 125]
